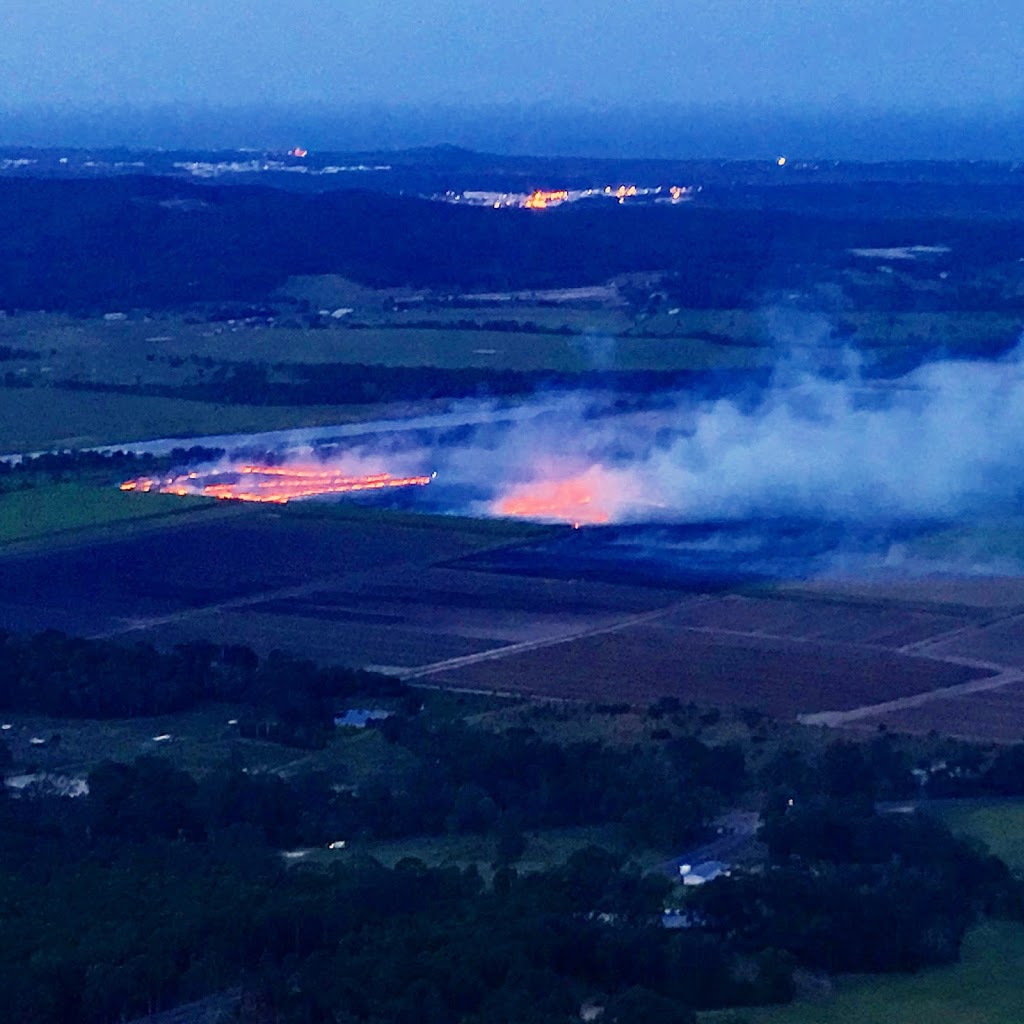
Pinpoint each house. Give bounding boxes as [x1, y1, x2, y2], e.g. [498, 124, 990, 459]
[679, 860, 730, 886]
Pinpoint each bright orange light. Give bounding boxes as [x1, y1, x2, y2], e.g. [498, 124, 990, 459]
[496, 476, 610, 525]
[120, 464, 432, 504]
[523, 189, 569, 209]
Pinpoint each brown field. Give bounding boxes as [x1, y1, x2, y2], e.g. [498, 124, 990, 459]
[2, 495, 1019, 727]
[428, 619, 983, 716]
[0, 502, 681, 670]
[671, 593, 971, 648]
[849, 682, 1024, 743]
[776, 576, 1024, 740]
[94, 564, 685, 669]
[911, 614, 1024, 668]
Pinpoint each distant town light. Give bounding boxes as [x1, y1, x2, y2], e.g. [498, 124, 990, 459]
[777, 156, 787, 167]
[289, 147, 308, 158]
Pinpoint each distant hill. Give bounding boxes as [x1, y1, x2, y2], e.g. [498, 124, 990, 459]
[1, 174, 1023, 312]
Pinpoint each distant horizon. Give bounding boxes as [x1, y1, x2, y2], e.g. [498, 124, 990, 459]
[4, 102, 1024, 163]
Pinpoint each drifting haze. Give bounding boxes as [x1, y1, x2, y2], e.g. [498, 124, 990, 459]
[150, 331, 1024, 529]
[474, 343, 1024, 525]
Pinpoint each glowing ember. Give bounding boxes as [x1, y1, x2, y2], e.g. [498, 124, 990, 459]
[496, 477, 610, 526]
[121, 464, 433, 504]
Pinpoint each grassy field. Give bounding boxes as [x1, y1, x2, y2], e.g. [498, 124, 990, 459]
[935, 800, 1024, 871]
[0, 386, 387, 453]
[0, 483, 206, 545]
[701, 922, 1024, 1024]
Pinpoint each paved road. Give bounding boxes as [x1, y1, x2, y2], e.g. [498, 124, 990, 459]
[653, 810, 761, 879]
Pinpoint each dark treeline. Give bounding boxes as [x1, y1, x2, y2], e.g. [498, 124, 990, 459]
[1, 768, 1020, 1024]
[0, 630, 402, 727]
[1, 176, 1022, 312]
[0, 816, 742, 1024]
[0, 630, 737, 844]
[373, 718, 745, 847]
[0, 445, 225, 492]
[54, 363, 759, 408]
[3, 629, 1024, 1021]
[34, 726, 744, 852]
[761, 733, 1024, 808]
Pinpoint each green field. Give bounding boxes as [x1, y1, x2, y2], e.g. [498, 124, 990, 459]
[702, 921, 1024, 1024]
[0, 386, 385, 453]
[0, 483, 207, 545]
[936, 800, 1024, 871]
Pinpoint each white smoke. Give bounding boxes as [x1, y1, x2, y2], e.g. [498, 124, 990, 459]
[136, 325, 1024, 529]
[471, 338, 1024, 524]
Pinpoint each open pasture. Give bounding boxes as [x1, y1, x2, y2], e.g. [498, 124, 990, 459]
[0, 483, 204, 545]
[703, 920, 1024, 1024]
[0, 383, 385, 453]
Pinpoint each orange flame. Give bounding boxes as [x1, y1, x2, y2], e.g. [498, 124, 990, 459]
[496, 476, 610, 526]
[120, 464, 433, 504]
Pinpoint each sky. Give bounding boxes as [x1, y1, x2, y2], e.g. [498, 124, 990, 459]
[2, 0, 1023, 112]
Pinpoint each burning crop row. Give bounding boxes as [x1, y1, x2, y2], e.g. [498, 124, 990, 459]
[120, 465, 435, 504]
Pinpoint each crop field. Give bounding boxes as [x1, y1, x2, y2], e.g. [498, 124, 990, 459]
[775, 571, 1024, 740]
[428, 617, 983, 716]
[0, 497, 681, 670]
[0, 502, 552, 637]
[0, 384, 387, 453]
[855, 683, 1024, 743]
[0, 483, 206, 545]
[670, 593, 972, 648]
[1, 312, 764, 377]
[779, 575, 1024, 611]
[702, 921, 1024, 1024]
[0, 490, 1008, 722]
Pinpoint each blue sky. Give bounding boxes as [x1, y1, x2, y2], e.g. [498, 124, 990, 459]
[2, 0, 1022, 111]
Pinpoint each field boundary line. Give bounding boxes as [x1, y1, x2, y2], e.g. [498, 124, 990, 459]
[401, 599, 703, 680]
[89, 573, 360, 639]
[898, 609, 1024, 656]
[799, 657, 1024, 727]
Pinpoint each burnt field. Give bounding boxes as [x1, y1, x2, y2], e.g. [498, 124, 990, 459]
[0, 502, 1003, 723]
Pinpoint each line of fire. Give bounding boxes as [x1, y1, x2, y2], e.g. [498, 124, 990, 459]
[120, 460, 615, 527]
[120, 465, 435, 504]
